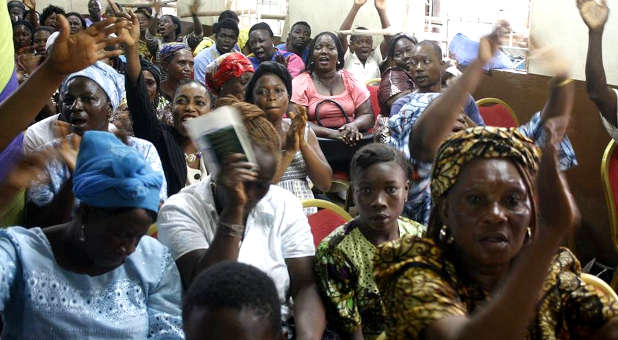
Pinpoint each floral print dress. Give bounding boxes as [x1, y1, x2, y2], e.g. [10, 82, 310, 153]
[314, 217, 426, 339]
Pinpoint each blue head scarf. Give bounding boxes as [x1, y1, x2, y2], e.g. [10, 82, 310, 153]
[73, 131, 163, 213]
[61, 61, 125, 111]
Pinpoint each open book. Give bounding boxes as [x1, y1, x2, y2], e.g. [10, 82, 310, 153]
[185, 106, 256, 177]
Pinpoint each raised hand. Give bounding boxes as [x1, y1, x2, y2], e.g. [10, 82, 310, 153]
[536, 118, 580, 240]
[375, 0, 387, 11]
[190, 0, 201, 16]
[46, 15, 128, 76]
[354, 0, 368, 7]
[23, 0, 36, 11]
[116, 10, 140, 47]
[153, 0, 163, 16]
[577, 0, 609, 32]
[217, 154, 258, 207]
[478, 20, 510, 65]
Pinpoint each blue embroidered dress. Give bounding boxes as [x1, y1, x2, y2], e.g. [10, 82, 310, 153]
[0, 227, 184, 339]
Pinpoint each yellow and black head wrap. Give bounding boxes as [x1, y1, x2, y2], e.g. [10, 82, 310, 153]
[427, 126, 541, 238]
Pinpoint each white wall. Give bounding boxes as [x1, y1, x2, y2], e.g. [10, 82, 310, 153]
[529, 0, 618, 85]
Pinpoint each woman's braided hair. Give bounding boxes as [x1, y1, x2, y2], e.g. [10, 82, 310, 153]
[215, 96, 281, 158]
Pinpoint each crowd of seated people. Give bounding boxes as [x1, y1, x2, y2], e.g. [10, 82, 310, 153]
[2, 0, 618, 339]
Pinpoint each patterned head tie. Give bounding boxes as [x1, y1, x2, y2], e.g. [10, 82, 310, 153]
[430, 126, 541, 201]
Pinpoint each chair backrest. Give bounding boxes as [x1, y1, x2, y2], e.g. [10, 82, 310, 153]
[303, 199, 353, 247]
[365, 78, 381, 87]
[476, 97, 519, 128]
[601, 139, 618, 253]
[581, 273, 618, 302]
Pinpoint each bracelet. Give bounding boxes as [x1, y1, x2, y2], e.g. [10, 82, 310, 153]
[551, 78, 573, 88]
[218, 221, 246, 238]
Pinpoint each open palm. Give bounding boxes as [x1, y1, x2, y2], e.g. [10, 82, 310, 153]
[577, 0, 609, 32]
[48, 16, 128, 75]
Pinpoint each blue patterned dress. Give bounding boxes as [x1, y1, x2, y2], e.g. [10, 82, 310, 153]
[0, 227, 184, 339]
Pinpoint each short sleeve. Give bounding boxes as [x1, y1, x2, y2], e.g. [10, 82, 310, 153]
[314, 239, 361, 333]
[0, 231, 20, 312]
[279, 191, 315, 259]
[291, 73, 312, 107]
[517, 112, 578, 170]
[157, 186, 215, 260]
[193, 51, 208, 85]
[146, 249, 185, 339]
[378, 264, 466, 340]
[286, 53, 306, 78]
[343, 70, 370, 109]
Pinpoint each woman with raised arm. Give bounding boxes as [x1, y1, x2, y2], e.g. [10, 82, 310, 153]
[577, 0, 618, 139]
[0, 15, 128, 150]
[388, 25, 577, 225]
[124, 11, 211, 196]
[375, 122, 618, 339]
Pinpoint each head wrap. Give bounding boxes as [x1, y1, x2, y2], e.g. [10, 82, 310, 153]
[160, 42, 189, 62]
[140, 58, 161, 89]
[205, 52, 254, 95]
[73, 131, 163, 213]
[61, 61, 125, 112]
[430, 126, 541, 201]
[426, 126, 541, 240]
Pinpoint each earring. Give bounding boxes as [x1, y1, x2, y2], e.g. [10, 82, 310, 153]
[79, 224, 86, 243]
[526, 227, 532, 241]
[439, 225, 454, 245]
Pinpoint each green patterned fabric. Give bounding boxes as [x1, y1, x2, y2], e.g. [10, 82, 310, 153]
[315, 217, 425, 339]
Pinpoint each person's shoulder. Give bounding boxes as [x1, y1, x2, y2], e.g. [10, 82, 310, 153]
[264, 184, 300, 204]
[127, 135, 157, 150]
[0, 226, 50, 256]
[317, 223, 350, 253]
[25, 114, 60, 140]
[161, 179, 213, 213]
[374, 235, 445, 283]
[398, 216, 427, 237]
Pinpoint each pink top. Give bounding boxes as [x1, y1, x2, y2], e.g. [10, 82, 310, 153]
[291, 70, 370, 129]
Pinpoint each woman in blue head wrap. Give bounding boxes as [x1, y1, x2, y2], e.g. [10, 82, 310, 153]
[25, 60, 168, 228]
[0, 131, 184, 339]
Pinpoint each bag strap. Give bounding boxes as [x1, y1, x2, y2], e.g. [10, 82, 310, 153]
[314, 99, 350, 127]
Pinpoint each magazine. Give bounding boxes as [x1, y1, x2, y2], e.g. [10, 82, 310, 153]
[184, 106, 256, 177]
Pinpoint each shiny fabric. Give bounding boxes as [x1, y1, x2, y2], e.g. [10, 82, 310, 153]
[204, 52, 254, 95]
[373, 235, 618, 340]
[0, 227, 184, 339]
[315, 218, 425, 339]
[159, 42, 189, 62]
[430, 126, 541, 201]
[73, 131, 163, 213]
[378, 67, 414, 114]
